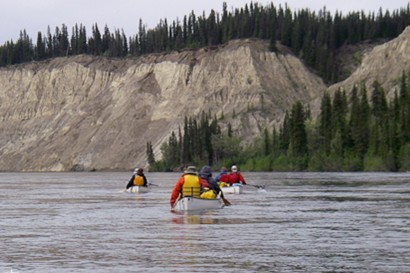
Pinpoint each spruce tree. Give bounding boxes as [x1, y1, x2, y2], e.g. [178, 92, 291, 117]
[332, 89, 348, 155]
[318, 92, 333, 155]
[146, 142, 156, 166]
[289, 101, 308, 169]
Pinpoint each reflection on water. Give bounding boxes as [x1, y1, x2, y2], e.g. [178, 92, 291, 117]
[0, 172, 409, 273]
[171, 212, 219, 225]
[171, 211, 253, 225]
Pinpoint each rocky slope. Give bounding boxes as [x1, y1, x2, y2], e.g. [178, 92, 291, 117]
[329, 26, 410, 98]
[0, 26, 409, 172]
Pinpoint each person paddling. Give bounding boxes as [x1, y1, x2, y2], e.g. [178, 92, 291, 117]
[126, 168, 148, 189]
[169, 166, 210, 208]
[199, 165, 231, 206]
[219, 165, 246, 186]
[215, 166, 228, 182]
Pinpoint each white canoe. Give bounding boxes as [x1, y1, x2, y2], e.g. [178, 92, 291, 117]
[172, 196, 224, 212]
[220, 183, 243, 194]
[126, 186, 150, 193]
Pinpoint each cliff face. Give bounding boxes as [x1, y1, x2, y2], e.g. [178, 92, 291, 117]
[328, 26, 410, 98]
[1, 27, 409, 171]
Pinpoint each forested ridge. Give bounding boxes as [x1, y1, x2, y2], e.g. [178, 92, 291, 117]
[1, 2, 410, 83]
[2, 1, 410, 172]
[149, 73, 410, 172]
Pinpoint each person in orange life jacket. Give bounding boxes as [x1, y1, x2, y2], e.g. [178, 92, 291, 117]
[198, 165, 224, 198]
[218, 165, 246, 186]
[215, 166, 228, 182]
[126, 168, 148, 189]
[170, 166, 210, 208]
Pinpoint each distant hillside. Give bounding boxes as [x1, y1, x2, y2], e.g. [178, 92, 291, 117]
[0, 38, 326, 171]
[329, 26, 410, 99]
[0, 24, 410, 171]
[333, 39, 388, 82]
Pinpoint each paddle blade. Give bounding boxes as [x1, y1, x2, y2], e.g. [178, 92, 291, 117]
[222, 197, 231, 206]
[248, 184, 265, 189]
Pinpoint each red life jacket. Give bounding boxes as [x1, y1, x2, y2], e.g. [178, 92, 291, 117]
[219, 173, 242, 185]
[218, 173, 230, 183]
[227, 173, 241, 184]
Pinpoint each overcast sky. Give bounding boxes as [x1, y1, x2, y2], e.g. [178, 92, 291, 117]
[1, 0, 409, 44]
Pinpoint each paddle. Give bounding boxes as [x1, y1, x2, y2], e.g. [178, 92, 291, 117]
[217, 190, 231, 206]
[221, 196, 231, 206]
[246, 183, 266, 189]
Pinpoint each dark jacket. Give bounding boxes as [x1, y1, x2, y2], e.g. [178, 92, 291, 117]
[198, 165, 222, 195]
[126, 173, 148, 189]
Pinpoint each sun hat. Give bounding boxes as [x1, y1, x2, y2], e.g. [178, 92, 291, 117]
[184, 166, 197, 174]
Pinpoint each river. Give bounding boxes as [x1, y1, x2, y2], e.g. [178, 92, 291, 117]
[1, 172, 409, 273]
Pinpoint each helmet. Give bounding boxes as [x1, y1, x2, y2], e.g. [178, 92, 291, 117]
[231, 165, 238, 172]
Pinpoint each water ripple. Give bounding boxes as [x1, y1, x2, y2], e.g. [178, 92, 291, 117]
[0, 172, 409, 272]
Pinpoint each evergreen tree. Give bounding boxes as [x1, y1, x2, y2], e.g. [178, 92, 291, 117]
[71, 24, 79, 55]
[46, 26, 53, 58]
[35, 32, 46, 60]
[263, 127, 270, 156]
[102, 25, 111, 55]
[332, 89, 348, 155]
[165, 131, 179, 169]
[146, 141, 156, 166]
[182, 117, 191, 164]
[59, 24, 70, 56]
[289, 101, 308, 169]
[399, 72, 410, 143]
[89, 24, 102, 55]
[279, 111, 290, 152]
[390, 91, 401, 168]
[318, 92, 333, 155]
[369, 81, 389, 158]
[271, 127, 280, 157]
[348, 84, 370, 168]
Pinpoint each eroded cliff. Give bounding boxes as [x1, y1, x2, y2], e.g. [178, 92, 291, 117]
[1, 26, 409, 171]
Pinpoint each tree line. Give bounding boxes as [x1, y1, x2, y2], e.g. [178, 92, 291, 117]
[146, 112, 241, 171]
[149, 71, 410, 172]
[1, 2, 410, 83]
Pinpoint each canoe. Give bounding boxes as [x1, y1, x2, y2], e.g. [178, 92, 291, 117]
[126, 185, 150, 193]
[220, 183, 243, 194]
[172, 196, 224, 212]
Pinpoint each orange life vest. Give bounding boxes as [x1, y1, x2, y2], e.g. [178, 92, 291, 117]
[133, 175, 144, 186]
[182, 174, 200, 197]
